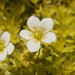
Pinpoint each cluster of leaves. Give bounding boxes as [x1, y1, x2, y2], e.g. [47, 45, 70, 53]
[0, 0, 75, 75]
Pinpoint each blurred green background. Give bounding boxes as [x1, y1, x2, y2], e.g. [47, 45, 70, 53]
[0, 0, 75, 75]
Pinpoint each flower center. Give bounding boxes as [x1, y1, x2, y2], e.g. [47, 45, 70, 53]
[0, 40, 5, 53]
[33, 30, 44, 41]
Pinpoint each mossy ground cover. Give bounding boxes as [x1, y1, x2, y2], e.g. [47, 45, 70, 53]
[0, 0, 75, 75]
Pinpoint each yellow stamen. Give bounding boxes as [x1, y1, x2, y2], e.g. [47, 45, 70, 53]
[0, 40, 5, 53]
[33, 30, 44, 41]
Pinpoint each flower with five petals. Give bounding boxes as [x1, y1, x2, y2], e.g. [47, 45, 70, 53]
[20, 16, 56, 52]
[0, 32, 14, 61]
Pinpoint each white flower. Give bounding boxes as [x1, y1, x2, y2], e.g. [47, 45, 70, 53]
[20, 16, 56, 52]
[0, 32, 14, 61]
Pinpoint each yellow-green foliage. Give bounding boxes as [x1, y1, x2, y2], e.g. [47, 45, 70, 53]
[0, 0, 75, 75]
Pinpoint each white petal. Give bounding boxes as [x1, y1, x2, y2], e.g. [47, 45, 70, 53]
[27, 16, 40, 31]
[27, 39, 40, 52]
[42, 32, 56, 43]
[40, 18, 54, 33]
[1, 31, 10, 46]
[19, 30, 33, 40]
[0, 50, 7, 61]
[5, 42, 14, 55]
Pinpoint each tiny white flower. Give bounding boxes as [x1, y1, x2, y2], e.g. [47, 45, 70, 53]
[0, 32, 14, 61]
[20, 16, 56, 52]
